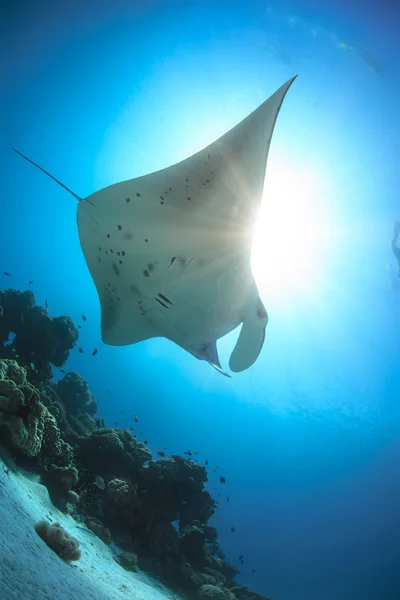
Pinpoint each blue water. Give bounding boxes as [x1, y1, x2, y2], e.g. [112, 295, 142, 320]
[2, 1, 400, 599]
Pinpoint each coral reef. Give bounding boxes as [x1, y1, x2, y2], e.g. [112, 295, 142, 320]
[0, 288, 78, 385]
[0, 289, 272, 600]
[34, 519, 81, 561]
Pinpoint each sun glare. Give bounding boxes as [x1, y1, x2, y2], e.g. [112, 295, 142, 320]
[252, 160, 329, 308]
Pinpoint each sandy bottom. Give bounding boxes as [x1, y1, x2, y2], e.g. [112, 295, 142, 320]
[0, 449, 183, 600]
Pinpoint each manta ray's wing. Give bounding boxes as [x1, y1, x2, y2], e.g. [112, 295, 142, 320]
[77, 76, 296, 373]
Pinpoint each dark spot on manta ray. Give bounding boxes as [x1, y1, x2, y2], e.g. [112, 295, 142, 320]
[119, 260, 123, 265]
[117, 251, 120, 256]
[144, 238, 148, 242]
[110, 249, 114, 253]
[185, 178, 188, 182]
[155, 298, 168, 309]
[147, 263, 154, 271]
[143, 270, 150, 277]
[117, 225, 122, 231]
[136, 192, 140, 197]
[123, 232, 133, 240]
[160, 201, 164, 205]
[187, 197, 192, 201]
[130, 285, 138, 294]
[107, 234, 110, 238]
[98, 257, 101, 262]
[160, 196, 164, 200]
[158, 293, 173, 305]
[126, 197, 131, 203]
[112, 263, 120, 275]
[98, 246, 101, 251]
[121, 251, 126, 256]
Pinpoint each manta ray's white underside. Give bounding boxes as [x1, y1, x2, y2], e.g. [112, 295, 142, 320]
[14, 76, 296, 376]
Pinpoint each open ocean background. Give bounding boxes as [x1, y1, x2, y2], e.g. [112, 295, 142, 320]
[2, 1, 400, 598]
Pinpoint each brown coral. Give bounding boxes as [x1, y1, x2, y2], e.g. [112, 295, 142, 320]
[0, 359, 57, 456]
[34, 520, 81, 561]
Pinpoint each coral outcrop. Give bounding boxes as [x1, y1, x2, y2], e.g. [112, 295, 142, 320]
[0, 288, 78, 385]
[0, 290, 272, 600]
[34, 520, 81, 561]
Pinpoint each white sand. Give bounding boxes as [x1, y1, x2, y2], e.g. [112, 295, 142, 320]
[0, 450, 184, 600]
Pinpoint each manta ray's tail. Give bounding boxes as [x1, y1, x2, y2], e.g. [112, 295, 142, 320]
[12, 148, 82, 202]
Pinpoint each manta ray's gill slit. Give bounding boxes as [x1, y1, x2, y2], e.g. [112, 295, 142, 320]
[180, 257, 194, 274]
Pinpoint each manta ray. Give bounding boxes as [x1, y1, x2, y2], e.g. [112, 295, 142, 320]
[13, 76, 296, 377]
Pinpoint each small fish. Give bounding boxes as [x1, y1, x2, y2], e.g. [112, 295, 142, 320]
[78, 348, 84, 353]
[227, 496, 230, 503]
[3, 272, 11, 276]
[30, 362, 36, 371]
[162, 446, 167, 450]
[212, 468, 217, 472]
[157, 451, 165, 457]
[205, 460, 209, 466]
[130, 427, 135, 431]
[20, 313, 24, 322]
[107, 389, 111, 394]
[94, 475, 105, 490]
[114, 421, 120, 426]
[82, 315, 87, 321]
[134, 415, 139, 423]
[220, 476, 226, 484]
[184, 451, 187, 455]
[60, 369, 66, 374]
[78, 325, 81, 329]
[28, 280, 33, 284]
[75, 525, 96, 536]
[194, 451, 198, 455]
[251, 569, 256, 573]
[92, 348, 98, 356]
[230, 526, 235, 533]
[143, 440, 148, 444]
[187, 450, 192, 456]
[45, 300, 48, 309]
